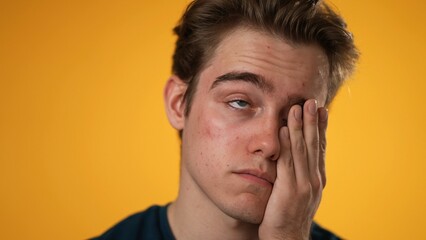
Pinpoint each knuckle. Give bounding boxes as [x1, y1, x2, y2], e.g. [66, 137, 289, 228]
[307, 136, 319, 148]
[293, 138, 306, 154]
[311, 178, 322, 194]
[297, 182, 313, 199]
[285, 156, 294, 168]
[321, 172, 327, 188]
[322, 176, 327, 188]
[320, 139, 327, 152]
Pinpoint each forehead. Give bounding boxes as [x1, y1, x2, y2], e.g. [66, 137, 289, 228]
[198, 27, 328, 104]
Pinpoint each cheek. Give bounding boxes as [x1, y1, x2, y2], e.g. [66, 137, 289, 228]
[203, 121, 224, 141]
[198, 110, 227, 140]
[200, 116, 245, 154]
[195, 113, 243, 165]
[186, 101, 250, 166]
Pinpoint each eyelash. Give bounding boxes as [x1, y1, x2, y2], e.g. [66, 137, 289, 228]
[226, 99, 290, 126]
[227, 99, 250, 110]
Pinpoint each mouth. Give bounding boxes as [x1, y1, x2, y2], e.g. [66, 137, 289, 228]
[233, 169, 274, 187]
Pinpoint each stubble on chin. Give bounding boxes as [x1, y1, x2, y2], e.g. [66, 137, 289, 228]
[220, 191, 272, 225]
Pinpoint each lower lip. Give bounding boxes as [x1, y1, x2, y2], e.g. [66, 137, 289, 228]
[236, 173, 272, 188]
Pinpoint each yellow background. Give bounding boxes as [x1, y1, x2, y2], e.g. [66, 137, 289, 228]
[1, 0, 425, 239]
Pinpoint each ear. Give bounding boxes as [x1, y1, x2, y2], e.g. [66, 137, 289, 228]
[164, 75, 187, 130]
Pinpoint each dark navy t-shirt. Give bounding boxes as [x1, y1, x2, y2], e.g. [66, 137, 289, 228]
[91, 205, 341, 240]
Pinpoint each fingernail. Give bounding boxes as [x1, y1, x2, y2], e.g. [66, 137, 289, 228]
[294, 106, 302, 122]
[308, 100, 318, 115]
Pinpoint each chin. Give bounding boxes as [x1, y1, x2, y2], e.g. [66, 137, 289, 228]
[227, 206, 265, 224]
[223, 193, 269, 224]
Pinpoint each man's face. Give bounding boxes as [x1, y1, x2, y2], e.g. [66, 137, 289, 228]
[179, 28, 328, 224]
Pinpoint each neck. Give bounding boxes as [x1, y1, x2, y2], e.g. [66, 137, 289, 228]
[167, 167, 260, 240]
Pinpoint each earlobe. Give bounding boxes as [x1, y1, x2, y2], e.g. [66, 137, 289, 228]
[164, 75, 187, 130]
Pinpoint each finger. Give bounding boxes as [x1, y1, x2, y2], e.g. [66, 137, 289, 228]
[302, 99, 320, 184]
[276, 127, 295, 182]
[269, 126, 297, 206]
[287, 104, 309, 185]
[318, 107, 328, 188]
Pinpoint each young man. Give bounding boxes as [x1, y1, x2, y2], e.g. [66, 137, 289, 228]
[93, 0, 358, 239]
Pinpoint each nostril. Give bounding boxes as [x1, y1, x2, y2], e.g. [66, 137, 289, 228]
[254, 149, 263, 155]
[253, 149, 278, 161]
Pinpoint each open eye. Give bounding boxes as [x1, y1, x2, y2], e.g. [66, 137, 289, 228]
[228, 99, 250, 109]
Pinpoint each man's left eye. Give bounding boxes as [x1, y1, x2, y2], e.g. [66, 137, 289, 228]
[228, 100, 249, 109]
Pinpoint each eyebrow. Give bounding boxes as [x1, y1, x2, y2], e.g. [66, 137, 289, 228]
[210, 71, 274, 93]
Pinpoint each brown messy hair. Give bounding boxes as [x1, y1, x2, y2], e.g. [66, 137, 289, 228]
[172, 0, 359, 116]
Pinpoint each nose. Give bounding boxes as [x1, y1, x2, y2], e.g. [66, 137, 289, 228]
[247, 116, 281, 161]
